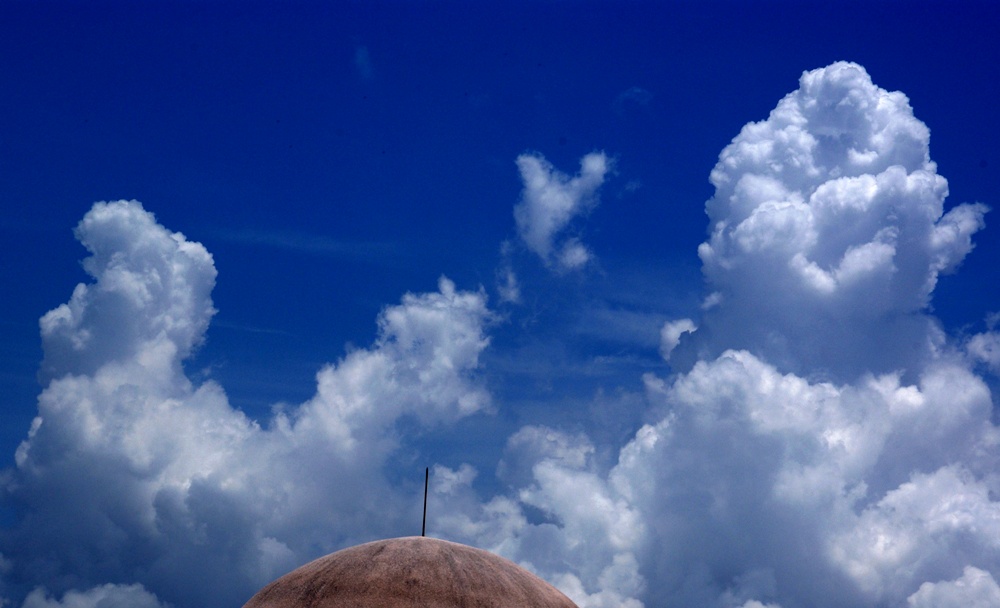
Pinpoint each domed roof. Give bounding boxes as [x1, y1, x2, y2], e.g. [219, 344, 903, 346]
[243, 536, 578, 608]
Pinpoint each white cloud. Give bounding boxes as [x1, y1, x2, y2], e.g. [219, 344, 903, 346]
[294, 275, 492, 454]
[431, 426, 646, 608]
[498, 269, 521, 304]
[966, 313, 1000, 374]
[605, 349, 997, 607]
[907, 566, 1000, 607]
[514, 151, 610, 271]
[4, 201, 494, 607]
[38, 200, 217, 384]
[451, 62, 1000, 608]
[968, 331, 1000, 372]
[598, 63, 999, 607]
[22, 584, 168, 608]
[5, 61, 999, 608]
[496, 242, 522, 305]
[679, 61, 988, 380]
[659, 318, 696, 361]
[829, 465, 1000, 602]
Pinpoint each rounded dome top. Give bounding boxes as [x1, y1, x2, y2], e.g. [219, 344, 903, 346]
[243, 536, 578, 608]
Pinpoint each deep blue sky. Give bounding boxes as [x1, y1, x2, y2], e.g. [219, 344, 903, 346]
[1, 3, 999, 606]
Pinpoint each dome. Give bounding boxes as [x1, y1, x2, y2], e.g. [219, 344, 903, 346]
[243, 536, 579, 608]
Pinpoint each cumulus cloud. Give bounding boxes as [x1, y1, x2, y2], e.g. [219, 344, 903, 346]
[431, 426, 645, 608]
[445, 62, 999, 608]
[631, 350, 1000, 607]
[3, 201, 493, 607]
[38, 200, 217, 384]
[968, 331, 1000, 372]
[907, 566, 1000, 607]
[438, 346, 996, 606]
[22, 583, 168, 608]
[966, 312, 1000, 374]
[514, 152, 610, 271]
[674, 61, 988, 380]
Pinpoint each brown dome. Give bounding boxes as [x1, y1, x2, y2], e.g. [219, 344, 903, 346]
[243, 536, 578, 608]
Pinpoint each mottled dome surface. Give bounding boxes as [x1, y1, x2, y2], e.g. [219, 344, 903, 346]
[242, 536, 579, 608]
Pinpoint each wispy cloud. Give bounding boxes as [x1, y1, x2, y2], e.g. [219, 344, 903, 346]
[4, 202, 494, 607]
[354, 45, 374, 80]
[213, 227, 404, 265]
[514, 152, 610, 272]
[612, 86, 653, 116]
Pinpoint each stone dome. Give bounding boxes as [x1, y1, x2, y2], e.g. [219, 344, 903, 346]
[243, 536, 578, 608]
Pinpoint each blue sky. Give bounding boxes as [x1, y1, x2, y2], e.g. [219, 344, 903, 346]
[2, 2, 1000, 607]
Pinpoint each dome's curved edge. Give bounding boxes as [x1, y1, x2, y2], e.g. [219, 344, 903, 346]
[243, 536, 579, 608]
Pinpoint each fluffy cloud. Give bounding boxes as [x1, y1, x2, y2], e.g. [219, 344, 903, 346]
[966, 313, 1000, 374]
[4, 61, 998, 608]
[626, 350, 999, 607]
[907, 566, 1000, 607]
[674, 62, 987, 381]
[22, 583, 168, 608]
[430, 426, 645, 608]
[2, 201, 493, 607]
[38, 200, 217, 384]
[447, 62, 999, 608]
[659, 318, 696, 361]
[627, 64, 997, 606]
[514, 152, 610, 271]
[436, 340, 998, 607]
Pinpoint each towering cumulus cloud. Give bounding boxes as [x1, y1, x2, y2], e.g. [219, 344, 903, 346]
[626, 63, 996, 607]
[436, 63, 997, 608]
[674, 62, 987, 380]
[3, 201, 493, 607]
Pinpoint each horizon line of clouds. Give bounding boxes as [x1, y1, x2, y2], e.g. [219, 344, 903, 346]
[2, 200, 495, 607]
[440, 61, 1000, 608]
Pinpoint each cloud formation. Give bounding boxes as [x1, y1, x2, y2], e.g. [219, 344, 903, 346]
[22, 583, 167, 608]
[966, 313, 1000, 374]
[514, 152, 610, 271]
[438, 62, 999, 608]
[3, 62, 997, 608]
[674, 61, 987, 380]
[3, 201, 493, 607]
[430, 426, 646, 608]
[659, 318, 696, 361]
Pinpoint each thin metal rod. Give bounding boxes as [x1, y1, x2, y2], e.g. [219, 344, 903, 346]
[422, 467, 429, 537]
